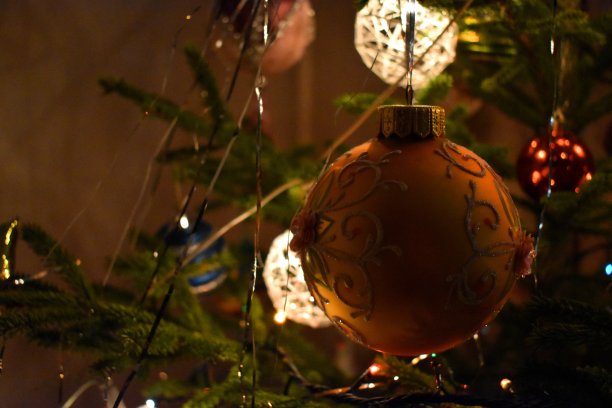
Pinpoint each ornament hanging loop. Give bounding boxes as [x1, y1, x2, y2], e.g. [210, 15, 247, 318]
[404, 0, 416, 105]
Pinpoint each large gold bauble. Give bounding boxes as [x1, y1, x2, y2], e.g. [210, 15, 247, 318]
[290, 105, 534, 356]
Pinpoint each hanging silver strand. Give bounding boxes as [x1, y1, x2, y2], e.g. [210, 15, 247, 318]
[532, 0, 559, 291]
[405, 0, 416, 105]
[238, 2, 267, 405]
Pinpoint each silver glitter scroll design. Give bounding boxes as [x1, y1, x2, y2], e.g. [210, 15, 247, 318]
[300, 149, 406, 322]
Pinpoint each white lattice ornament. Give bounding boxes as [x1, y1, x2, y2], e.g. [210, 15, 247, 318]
[263, 230, 331, 328]
[354, 0, 458, 89]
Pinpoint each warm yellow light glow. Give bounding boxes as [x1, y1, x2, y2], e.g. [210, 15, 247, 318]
[531, 171, 542, 184]
[274, 310, 287, 325]
[368, 363, 382, 375]
[574, 145, 585, 157]
[179, 215, 190, 229]
[500, 378, 512, 390]
[536, 150, 547, 160]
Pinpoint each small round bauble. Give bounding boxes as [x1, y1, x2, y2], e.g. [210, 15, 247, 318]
[354, 0, 458, 89]
[216, 0, 314, 75]
[290, 105, 534, 356]
[263, 230, 331, 328]
[516, 127, 595, 201]
[158, 216, 227, 294]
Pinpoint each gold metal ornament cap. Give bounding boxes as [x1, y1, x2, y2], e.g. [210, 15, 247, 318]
[378, 104, 445, 139]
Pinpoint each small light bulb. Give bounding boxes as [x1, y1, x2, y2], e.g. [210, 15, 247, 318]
[550, 39, 555, 55]
[411, 357, 420, 365]
[419, 354, 428, 359]
[179, 215, 189, 229]
[145, 399, 156, 408]
[393, 375, 399, 381]
[605, 263, 612, 276]
[367, 382, 375, 389]
[274, 310, 287, 324]
[368, 363, 382, 375]
[500, 378, 512, 391]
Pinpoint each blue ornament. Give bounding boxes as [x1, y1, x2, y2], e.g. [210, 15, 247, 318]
[157, 216, 227, 293]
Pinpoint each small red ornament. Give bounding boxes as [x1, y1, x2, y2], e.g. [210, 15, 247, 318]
[516, 127, 595, 201]
[291, 105, 533, 356]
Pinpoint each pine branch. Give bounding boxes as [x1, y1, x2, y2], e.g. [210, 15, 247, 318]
[21, 223, 94, 302]
[573, 92, 612, 131]
[577, 367, 612, 401]
[382, 355, 437, 393]
[99, 77, 235, 143]
[0, 286, 75, 308]
[526, 297, 612, 351]
[415, 73, 454, 105]
[514, 364, 612, 408]
[333, 93, 399, 115]
[529, 322, 612, 352]
[184, 45, 230, 124]
[557, 9, 606, 48]
[526, 297, 612, 327]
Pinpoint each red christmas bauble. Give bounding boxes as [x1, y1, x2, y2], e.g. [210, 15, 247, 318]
[290, 105, 534, 356]
[516, 127, 595, 201]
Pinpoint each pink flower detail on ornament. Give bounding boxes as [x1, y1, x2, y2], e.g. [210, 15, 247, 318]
[513, 231, 535, 278]
[290, 208, 318, 252]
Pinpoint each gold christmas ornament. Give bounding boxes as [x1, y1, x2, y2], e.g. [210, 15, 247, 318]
[354, 0, 458, 88]
[290, 105, 534, 356]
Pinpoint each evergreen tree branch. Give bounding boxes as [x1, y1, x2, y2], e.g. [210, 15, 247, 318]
[514, 364, 612, 407]
[526, 297, 612, 326]
[573, 92, 612, 131]
[333, 93, 399, 115]
[529, 321, 612, 351]
[21, 223, 94, 302]
[99, 77, 235, 142]
[184, 44, 230, 123]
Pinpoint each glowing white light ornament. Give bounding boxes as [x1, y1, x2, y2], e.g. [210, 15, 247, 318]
[263, 230, 331, 328]
[354, 0, 458, 88]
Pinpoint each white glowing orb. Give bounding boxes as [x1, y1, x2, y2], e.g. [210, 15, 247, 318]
[263, 230, 331, 328]
[354, 0, 458, 89]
